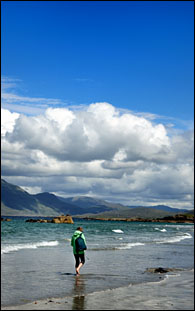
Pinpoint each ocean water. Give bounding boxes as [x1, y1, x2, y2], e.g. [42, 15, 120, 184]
[1, 217, 194, 307]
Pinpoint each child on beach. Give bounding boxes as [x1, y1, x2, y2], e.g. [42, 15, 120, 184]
[71, 227, 87, 275]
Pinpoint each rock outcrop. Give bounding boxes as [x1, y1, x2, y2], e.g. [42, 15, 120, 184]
[1, 218, 12, 221]
[26, 219, 51, 223]
[25, 214, 74, 224]
[51, 215, 74, 224]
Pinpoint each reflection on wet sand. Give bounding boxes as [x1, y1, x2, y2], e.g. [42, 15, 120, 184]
[72, 275, 86, 310]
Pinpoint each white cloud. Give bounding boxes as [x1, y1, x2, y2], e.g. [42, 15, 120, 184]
[3, 103, 171, 163]
[1, 101, 194, 209]
[1, 108, 20, 136]
[2, 92, 62, 105]
[1, 76, 66, 115]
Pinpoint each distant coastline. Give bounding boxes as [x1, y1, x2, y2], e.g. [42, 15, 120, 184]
[1, 213, 194, 224]
[77, 214, 194, 224]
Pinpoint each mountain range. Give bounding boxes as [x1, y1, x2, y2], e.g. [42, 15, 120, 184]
[1, 179, 192, 218]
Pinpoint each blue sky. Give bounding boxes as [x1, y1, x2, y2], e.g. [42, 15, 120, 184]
[1, 1, 194, 120]
[1, 1, 194, 209]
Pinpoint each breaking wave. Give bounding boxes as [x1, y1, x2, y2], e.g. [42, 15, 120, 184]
[112, 229, 124, 233]
[116, 242, 145, 250]
[156, 233, 192, 244]
[1, 241, 59, 254]
[155, 228, 167, 232]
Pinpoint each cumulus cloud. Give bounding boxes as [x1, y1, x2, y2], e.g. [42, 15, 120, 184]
[1, 108, 20, 136]
[1, 102, 194, 209]
[4, 103, 171, 162]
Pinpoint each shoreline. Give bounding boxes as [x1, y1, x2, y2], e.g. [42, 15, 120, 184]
[1, 269, 194, 310]
[79, 216, 194, 223]
[1, 214, 194, 224]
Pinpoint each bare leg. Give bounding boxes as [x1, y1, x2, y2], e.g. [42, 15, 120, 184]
[76, 262, 83, 275]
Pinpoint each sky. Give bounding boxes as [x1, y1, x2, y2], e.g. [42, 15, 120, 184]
[1, 1, 194, 209]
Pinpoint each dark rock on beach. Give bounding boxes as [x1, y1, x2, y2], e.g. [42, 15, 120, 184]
[146, 267, 182, 274]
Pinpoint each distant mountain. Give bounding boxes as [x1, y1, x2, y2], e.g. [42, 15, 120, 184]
[1, 179, 44, 215]
[78, 206, 183, 219]
[127, 204, 188, 214]
[1, 179, 114, 216]
[57, 195, 121, 212]
[1, 179, 192, 218]
[1, 179, 79, 216]
[33, 192, 83, 215]
[1, 179, 37, 211]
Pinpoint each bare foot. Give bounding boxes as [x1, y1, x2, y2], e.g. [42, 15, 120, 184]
[76, 268, 80, 275]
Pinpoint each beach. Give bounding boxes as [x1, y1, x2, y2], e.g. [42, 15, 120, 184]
[1, 269, 194, 310]
[1, 218, 194, 310]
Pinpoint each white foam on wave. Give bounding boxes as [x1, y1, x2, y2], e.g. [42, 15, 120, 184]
[156, 233, 192, 244]
[155, 228, 167, 232]
[112, 229, 124, 233]
[1, 241, 59, 254]
[116, 242, 145, 250]
[165, 224, 194, 229]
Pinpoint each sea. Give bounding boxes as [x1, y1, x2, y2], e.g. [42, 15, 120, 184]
[1, 217, 194, 308]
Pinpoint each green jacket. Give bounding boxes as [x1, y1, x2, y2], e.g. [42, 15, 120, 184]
[71, 230, 86, 255]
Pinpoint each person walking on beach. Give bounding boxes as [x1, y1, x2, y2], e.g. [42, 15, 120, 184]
[71, 227, 87, 275]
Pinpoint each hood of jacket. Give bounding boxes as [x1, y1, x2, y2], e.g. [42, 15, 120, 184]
[73, 230, 83, 239]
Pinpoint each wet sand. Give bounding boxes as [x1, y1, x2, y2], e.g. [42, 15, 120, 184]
[1, 269, 194, 310]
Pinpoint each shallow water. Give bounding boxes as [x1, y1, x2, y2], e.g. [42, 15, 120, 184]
[1, 218, 194, 307]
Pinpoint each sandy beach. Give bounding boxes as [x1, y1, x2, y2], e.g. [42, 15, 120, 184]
[2, 269, 194, 310]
